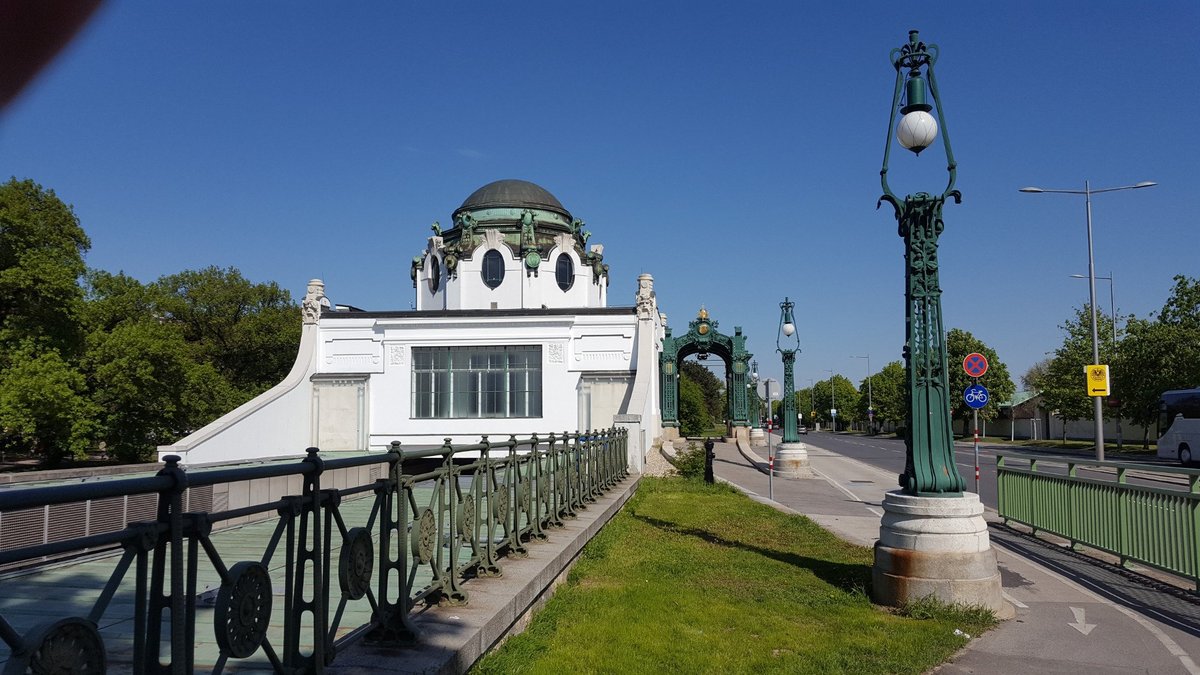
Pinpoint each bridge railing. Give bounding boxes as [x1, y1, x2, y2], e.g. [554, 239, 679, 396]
[0, 427, 629, 673]
[996, 451, 1200, 590]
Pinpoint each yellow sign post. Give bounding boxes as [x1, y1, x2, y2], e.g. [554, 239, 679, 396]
[1086, 364, 1110, 397]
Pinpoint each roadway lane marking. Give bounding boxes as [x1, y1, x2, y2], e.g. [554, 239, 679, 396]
[1002, 591, 1028, 609]
[1068, 606, 1097, 635]
[809, 466, 883, 517]
[1006, 548, 1200, 673]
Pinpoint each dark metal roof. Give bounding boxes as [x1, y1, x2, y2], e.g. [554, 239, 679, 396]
[452, 179, 571, 220]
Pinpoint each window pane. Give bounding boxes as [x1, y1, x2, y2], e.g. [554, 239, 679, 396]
[411, 346, 541, 419]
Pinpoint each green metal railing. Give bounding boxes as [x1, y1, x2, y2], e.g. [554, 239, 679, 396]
[997, 451, 1200, 589]
[0, 427, 629, 673]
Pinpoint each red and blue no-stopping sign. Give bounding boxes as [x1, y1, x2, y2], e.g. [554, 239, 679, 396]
[962, 352, 988, 378]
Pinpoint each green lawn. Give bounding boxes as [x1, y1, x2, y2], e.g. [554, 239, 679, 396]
[473, 478, 995, 675]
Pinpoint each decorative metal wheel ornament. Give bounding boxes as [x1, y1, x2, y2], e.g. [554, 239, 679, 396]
[518, 483, 532, 515]
[214, 561, 273, 659]
[411, 508, 437, 563]
[491, 489, 509, 522]
[458, 497, 476, 543]
[339, 527, 374, 601]
[13, 617, 105, 675]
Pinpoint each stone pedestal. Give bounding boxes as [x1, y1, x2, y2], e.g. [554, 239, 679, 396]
[661, 427, 680, 442]
[773, 442, 813, 479]
[872, 490, 1011, 618]
[749, 427, 765, 445]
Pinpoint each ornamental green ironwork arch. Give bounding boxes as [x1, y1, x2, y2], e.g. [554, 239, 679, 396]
[660, 308, 753, 431]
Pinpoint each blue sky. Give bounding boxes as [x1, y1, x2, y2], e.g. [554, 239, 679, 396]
[2, 2, 1196, 393]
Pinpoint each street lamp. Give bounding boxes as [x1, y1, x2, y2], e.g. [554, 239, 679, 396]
[827, 369, 836, 433]
[777, 298, 800, 443]
[808, 379, 816, 430]
[1070, 272, 1121, 449]
[751, 359, 761, 427]
[877, 29, 964, 496]
[852, 355, 873, 433]
[1020, 181, 1155, 461]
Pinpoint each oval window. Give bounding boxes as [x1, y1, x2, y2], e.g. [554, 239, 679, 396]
[428, 256, 440, 292]
[555, 254, 574, 291]
[482, 249, 505, 289]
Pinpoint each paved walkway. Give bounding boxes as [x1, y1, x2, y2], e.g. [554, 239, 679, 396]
[713, 436, 1200, 675]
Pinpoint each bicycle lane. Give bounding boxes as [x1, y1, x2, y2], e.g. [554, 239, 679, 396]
[707, 437, 1200, 675]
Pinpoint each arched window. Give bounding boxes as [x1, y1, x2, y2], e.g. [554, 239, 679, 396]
[482, 249, 505, 289]
[428, 256, 440, 292]
[555, 253, 574, 291]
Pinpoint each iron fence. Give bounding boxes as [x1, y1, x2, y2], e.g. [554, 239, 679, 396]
[996, 451, 1200, 589]
[0, 427, 628, 673]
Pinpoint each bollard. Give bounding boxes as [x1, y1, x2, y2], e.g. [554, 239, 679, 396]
[704, 437, 715, 484]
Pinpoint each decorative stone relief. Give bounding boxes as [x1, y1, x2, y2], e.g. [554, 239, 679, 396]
[387, 344, 405, 367]
[548, 343, 564, 363]
[302, 279, 328, 325]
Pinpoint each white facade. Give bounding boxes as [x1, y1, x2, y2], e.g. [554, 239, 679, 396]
[158, 180, 664, 470]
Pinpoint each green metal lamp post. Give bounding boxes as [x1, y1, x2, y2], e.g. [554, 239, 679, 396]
[777, 298, 800, 444]
[878, 29, 965, 497]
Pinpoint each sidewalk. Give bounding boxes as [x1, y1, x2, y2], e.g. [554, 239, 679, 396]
[712, 437, 1200, 675]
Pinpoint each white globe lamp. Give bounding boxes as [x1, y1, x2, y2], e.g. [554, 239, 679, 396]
[897, 110, 938, 154]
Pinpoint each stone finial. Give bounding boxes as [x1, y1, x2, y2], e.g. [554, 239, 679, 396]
[636, 273, 656, 320]
[302, 278, 327, 325]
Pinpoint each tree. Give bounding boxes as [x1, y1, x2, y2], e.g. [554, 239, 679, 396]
[1040, 306, 1115, 441]
[681, 360, 724, 424]
[811, 375, 860, 430]
[1022, 359, 1052, 391]
[0, 178, 90, 358]
[678, 374, 712, 436]
[0, 179, 92, 463]
[856, 361, 905, 429]
[154, 266, 300, 399]
[946, 328, 1015, 434]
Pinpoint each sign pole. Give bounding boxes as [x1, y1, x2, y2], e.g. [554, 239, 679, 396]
[767, 419, 773, 501]
[973, 407, 980, 493]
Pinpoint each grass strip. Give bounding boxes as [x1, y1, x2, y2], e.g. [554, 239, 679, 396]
[473, 477, 995, 674]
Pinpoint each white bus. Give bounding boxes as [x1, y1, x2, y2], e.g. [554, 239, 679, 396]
[1157, 388, 1200, 465]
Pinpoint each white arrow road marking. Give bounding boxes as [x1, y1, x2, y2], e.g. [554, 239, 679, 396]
[1068, 606, 1097, 635]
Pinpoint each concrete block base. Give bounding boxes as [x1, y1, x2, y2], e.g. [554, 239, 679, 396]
[774, 442, 813, 479]
[749, 427, 765, 445]
[871, 490, 1012, 619]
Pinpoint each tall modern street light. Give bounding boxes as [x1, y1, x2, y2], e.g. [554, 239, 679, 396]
[827, 369, 837, 432]
[852, 355, 873, 433]
[1020, 181, 1155, 461]
[877, 29, 964, 496]
[1071, 273, 1121, 448]
[808, 379, 816, 429]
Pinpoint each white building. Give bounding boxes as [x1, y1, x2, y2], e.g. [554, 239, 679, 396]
[158, 180, 664, 470]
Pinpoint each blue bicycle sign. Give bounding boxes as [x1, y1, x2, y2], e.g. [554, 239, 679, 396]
[964, 383, 989, 409]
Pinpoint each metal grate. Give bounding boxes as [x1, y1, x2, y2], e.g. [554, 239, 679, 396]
[126, 493, 157, 523]
[0, 507, 46, 551]
[47, 502, 87, 543]
[186, 484, 213, 512]
[88, 496, 124, 535]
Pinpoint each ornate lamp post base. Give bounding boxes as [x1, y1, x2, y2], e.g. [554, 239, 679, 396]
[871, 490, 1012, 617]
[773, 442, 813, 479]
[749, 427, 766, 445]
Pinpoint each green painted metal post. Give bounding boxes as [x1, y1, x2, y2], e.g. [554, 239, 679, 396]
[878, 30, 966, 497]
[778, 298, 801, 444]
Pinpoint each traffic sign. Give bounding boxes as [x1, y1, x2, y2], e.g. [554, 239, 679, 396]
[964, 383, 989, 409]
[963, 352, 989, 378]
[1086, 364, 1110, 397]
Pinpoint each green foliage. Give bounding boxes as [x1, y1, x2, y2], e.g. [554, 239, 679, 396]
[858, 361, 906, 427]
[680, 359, 724, 424]
[810, 375, 860, 429]
[672, 441, 707, 480]
[0, 344, 96, 463]
[677, 375, 712, 436]
[0, 178, 90, 360]
[1112, 275, 1200, 444]
[946, 328, 1015, 430]
[1041, 306, 1114, 432]
[476, 478, 996, 674]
